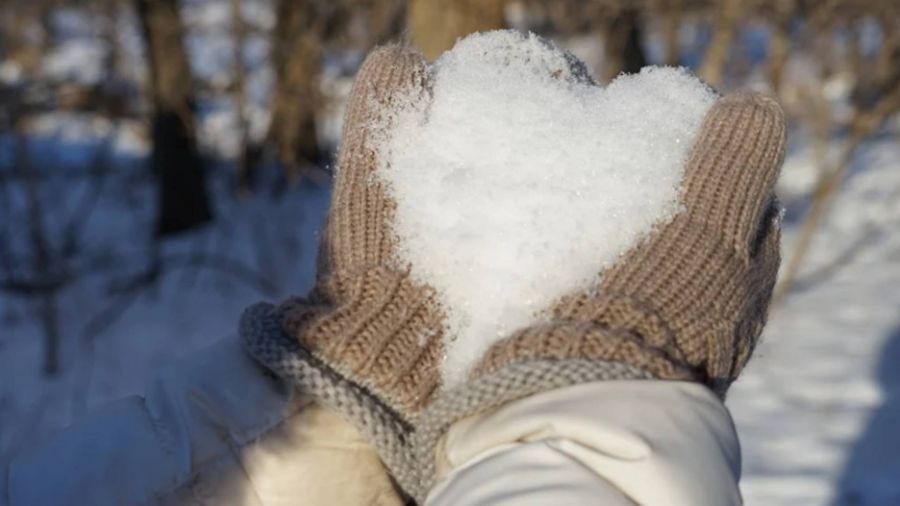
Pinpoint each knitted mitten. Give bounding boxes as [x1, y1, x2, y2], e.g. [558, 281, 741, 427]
[240, 44, 443, 490]
[479, 92, 786, 393]
[408, 92, 787, 501]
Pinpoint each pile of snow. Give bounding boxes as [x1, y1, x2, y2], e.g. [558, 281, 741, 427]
[373, 31, 717, 387]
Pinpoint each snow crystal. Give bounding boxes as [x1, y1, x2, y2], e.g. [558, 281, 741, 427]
[373, 30, 717, 388]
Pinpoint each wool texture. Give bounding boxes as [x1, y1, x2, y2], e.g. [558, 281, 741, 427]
[474, 92, 786, 398]
[275, 43, 446, 419]
[398, 92, 787, 501]
[240, 302, 419, 492]
[240, 41, 787, 504]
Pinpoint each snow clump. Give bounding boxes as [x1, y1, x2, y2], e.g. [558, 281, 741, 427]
[373, 30, 718, 388]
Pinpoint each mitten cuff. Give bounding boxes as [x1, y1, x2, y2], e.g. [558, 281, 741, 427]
[239, 302, 421, 499]
[280, 267, 445, 414]
[475, 319, 698, 385]
[407, 358, 655, 502]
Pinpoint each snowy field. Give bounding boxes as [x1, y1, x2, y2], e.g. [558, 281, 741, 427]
[2, 4, 900, 505]
[731, 134, 900, 506]
[3, 119, 899, 506]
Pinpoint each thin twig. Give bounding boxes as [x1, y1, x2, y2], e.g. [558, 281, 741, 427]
[775, 87, 900, 302]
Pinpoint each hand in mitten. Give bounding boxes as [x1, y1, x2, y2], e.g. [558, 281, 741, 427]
[411, 91, 786, 501]
[475, 92, 785, 394]
[241, 44, 444, 489]
[242, 35, 787, 504]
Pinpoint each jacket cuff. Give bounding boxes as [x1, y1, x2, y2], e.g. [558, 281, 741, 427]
[408, 359, 653, 501]
[430, 380, 742, 506]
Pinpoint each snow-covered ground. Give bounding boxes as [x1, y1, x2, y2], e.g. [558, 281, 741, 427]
[3, 124, 898, 506]
[0, 163, 331, 466]
[2, 3, 899, 504]
[730, 134, 900, 506]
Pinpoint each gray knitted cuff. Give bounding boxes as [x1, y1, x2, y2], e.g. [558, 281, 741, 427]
[407, 359, 654, 502]
[239, 302, 419, 498]
[242, 302, 656, 503]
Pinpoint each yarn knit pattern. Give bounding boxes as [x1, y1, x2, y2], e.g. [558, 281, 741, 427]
[277, 43, 445, 420]
[241, 44, 447, 501]
[402, 92, 787, 501]
[241, 301, 654, 501]
[240, 302, 418, 490]
[474, 92, 787, 397]
[241, 42, 786, 502]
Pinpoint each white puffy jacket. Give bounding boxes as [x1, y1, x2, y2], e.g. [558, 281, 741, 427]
[2, 337, 742, 505]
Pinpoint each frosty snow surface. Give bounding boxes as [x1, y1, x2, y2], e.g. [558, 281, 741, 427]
[373, 30, 718, 388]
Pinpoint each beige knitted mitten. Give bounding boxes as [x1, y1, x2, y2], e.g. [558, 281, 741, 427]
[407, 92, 787, 501]
[477, 92, 786, 394]
[241, 44, 443, 491]
[284, 42, 445, 416]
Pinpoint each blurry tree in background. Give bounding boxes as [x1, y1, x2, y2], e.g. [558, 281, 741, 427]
[763, 0, 900, 298]
[698, 0, 742, 87]
[135, 0, 212, 236]
[263, 0, 329, 186]
[0, 0, 899, 378]
[250, 0, 404, 188]
[408, 0, 506, 60]
[600, 6, 647, 80]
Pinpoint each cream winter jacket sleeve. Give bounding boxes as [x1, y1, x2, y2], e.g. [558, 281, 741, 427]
[427, 381, 743, 506]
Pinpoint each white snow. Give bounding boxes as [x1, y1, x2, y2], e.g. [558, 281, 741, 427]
[3, 7, 900, 504]
[374, 31, 717, 387]
[0, 178, 330, 467]
[730, 138, 900, 506]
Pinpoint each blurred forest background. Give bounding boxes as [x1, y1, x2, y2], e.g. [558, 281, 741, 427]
[1, 1, 899, 504]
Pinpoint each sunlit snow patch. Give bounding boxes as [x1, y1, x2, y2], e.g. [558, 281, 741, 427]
[373, 30, 717, 388]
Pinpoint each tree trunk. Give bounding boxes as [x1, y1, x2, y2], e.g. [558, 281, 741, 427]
[19, 131, 61, 375]
[266, 0, 323, 184]
[766, 12, 791, 92]
[408, 0, 506, 60]
[135, 0, 212, 237]
[602, 8, 648, 82]
[660, 0, 683, 66]
[699, 0, 742, 88]
[368, 0, 407, 46]
[231, 0, 253, 194]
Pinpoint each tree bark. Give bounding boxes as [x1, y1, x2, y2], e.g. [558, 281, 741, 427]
[699, 0, 742, 88]
[368, 0, 407, 46]
[231, 0, 253, 193]
[135, 0, 212, 236]
[266, 0, 324, 183]
[660, 0, 683, 66]
[602, 8, 648, 82]
[766, 10, 792, 92]
[19, 131, 61, 375]
[408, 0, 506, 60]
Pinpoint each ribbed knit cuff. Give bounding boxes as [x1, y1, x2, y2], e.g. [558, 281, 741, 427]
[239, 302, 419, 499]
[406, 358, 655, 502]
[280, 267, 445, 415]
[476, 318, 697, 384]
